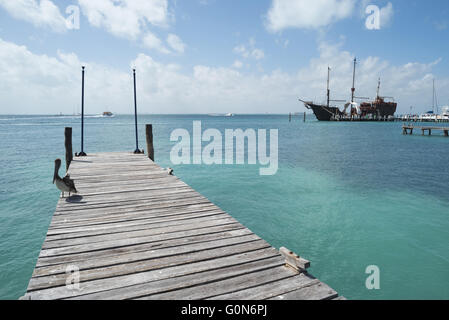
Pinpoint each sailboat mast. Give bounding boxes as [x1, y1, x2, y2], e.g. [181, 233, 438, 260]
[432, 79, 434, 113]
[377, 78, 381, 99]
[351, 58, 357, 103]
[327, 67, 330, 108]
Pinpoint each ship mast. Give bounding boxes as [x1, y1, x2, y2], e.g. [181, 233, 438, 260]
[351, 58, 357, 103]
[327, 66, 330, 108]
[349, 57, 357, 117]
[432, 79, 435, 113]
[377, 78, 381, 99]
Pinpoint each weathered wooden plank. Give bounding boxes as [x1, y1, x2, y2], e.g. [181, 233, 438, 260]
[41, 224, 246, 257]
[70, 177, 181, 190]
[55, 189, 200, 210]
[141, 266, 297, 300]
[48, 208, 226, 231]
[45, 216, 238, 242]
[54, 195, 209, 216]
[50, 203, 218, 228]
[43, 221, 242, 249]
[32, 238, 267, 280]
[46, 213, 233, 238]
[269, 281, 338, 300]
[72, 182, 187, 197]
[208, 273, 319, 300]
[37, 230, 257, 267]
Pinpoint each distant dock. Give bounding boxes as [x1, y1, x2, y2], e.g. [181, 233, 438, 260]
[403, 125, 449, 137]
[22, 126, 342, 300]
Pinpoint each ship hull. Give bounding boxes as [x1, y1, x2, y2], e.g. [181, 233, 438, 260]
[359, 101, 397, 118]
[304, 103, 342, 121]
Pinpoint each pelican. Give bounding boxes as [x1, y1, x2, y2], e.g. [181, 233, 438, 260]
[53, 159, 77, 198]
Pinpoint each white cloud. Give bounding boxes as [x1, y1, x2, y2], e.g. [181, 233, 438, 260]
[233, 38, 265, 60]
[0, 38, 447, 115]
[233, 45, 249, 58]
[266, 0, 356, 32]
[143, 32, 170, 54]
[167, 34, 186, 54]
[77, 0, 169, 39]
[232, 60, 244, 69]
[0, 0, 67, 32]
[252, 49, 265, 60]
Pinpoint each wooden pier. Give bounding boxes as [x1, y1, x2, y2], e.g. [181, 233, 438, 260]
[403, 125, 449, 137]
[22, 129, 342, 300]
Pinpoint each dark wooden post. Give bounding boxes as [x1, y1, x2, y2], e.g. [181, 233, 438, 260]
[289, 113, 291, 122]
[146, 124, 154, 161]
[65, 127, 73, 171]
[304, 112, 306, 122]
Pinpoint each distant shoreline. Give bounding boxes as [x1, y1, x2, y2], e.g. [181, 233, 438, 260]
[0, 113, 314, 116]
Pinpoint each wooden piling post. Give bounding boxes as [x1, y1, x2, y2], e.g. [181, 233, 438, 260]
[444, 130, 448, 137]
[64, 127, 73, 171]
[146, 124, 154, 161]
[279, 247, 310, 273]
[289, 113, 291, 122]
[304, 112, 306, 122]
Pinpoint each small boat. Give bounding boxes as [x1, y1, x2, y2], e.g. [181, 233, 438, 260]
[102, 111, 114, 117]
[419, 80, 442, 122]
[225, 113, 235, 117]
[441, 106, 449, 118]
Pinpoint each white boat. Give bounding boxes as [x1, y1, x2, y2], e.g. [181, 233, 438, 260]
[419, 111, 436, 121]
[225, 113, 235, 117]
[419, 80, 440, 121]
[439, 106, 449, 120]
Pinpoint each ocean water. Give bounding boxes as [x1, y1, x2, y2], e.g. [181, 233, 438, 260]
[0, 114, 448, 300]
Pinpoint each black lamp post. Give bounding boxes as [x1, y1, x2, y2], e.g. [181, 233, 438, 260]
[133, 68, 143, 154]
[77, 66, 87, 157]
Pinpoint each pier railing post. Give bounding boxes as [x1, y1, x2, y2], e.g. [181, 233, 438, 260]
[146, 124, 154, 161]
[64, 127, 73, 171]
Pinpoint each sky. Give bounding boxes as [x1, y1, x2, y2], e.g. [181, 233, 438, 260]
[0, 0, 448, 115]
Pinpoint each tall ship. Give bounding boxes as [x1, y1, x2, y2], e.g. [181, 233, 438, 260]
[299, 67, 345, 121]
[300, 58, 397, 121]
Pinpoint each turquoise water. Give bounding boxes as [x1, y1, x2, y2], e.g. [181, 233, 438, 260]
[0, 114, 448, 300]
